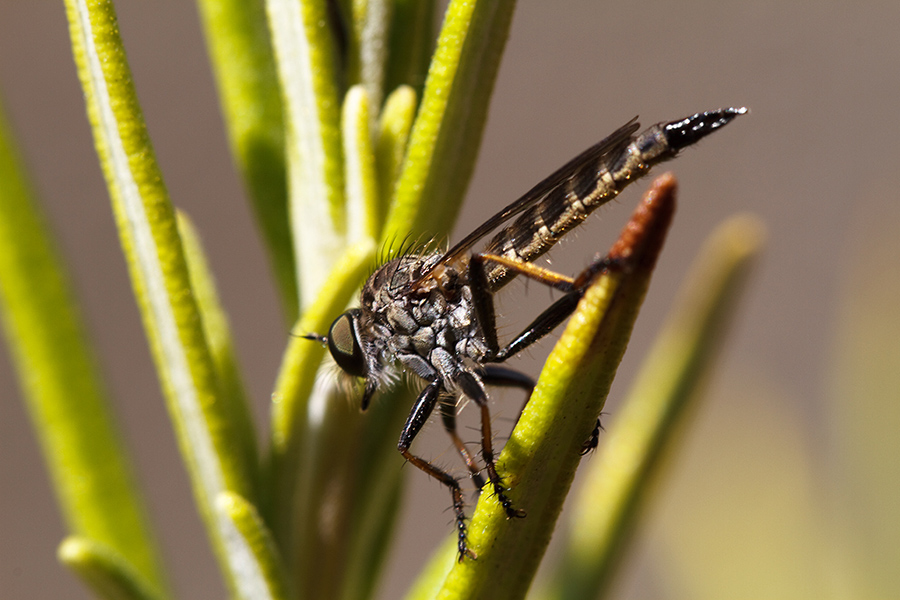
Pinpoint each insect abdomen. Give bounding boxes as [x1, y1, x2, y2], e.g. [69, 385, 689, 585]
[483, 108, 745, 291]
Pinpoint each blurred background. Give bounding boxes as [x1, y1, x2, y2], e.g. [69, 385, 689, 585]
[1, 1, 898, 598]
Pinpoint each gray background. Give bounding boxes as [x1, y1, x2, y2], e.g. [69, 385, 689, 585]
[1, 1, 897, 598]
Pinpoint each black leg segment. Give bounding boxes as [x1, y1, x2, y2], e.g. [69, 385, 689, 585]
[440, 398, 486, 490]
[398, 380, 474, 559]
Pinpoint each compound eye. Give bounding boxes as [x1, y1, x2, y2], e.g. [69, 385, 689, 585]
[327, 311, 367, 378]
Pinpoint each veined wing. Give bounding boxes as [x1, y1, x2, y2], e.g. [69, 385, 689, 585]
[413, 108, 746, 292]
[482, 108, 747, 291]
[414, 117, 640, 285]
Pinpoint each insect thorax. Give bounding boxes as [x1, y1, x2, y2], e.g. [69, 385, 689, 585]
[357, 253, 488, 383]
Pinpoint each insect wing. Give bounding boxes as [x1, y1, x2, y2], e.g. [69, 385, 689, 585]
[413, 117, 641, 286]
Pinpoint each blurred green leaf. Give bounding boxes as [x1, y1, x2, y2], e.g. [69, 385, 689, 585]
[64, 0, 263, 594]
[826, 191, 900, 598]
[542, 215, 764, 600]
[195, 0, 295, 322]
[265, 0, 345, 311]
[643, 381, 828, 600]
[0, 97, 169, 596]
[58, 537, 165, 600]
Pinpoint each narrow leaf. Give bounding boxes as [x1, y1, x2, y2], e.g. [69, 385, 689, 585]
[267, 239, 376, 555]
[544, 214, 764, 600]
[195, 0, 296, 322]
[433, 174, 679, 599]
[405, 536, 458, 600]
[329, 385, 413, 600]
[216, 492, 293, 600]
[376, 85, 417, 215]
[342, 85, 381, 242]
[0, 98, 169, 595]
[265, 0, 345, 311]
[58, 537, 165, 600]
[178, 211, 259, 492]
[382, 0, 517, 246]
[64, 0, 263, 594]
[348, 0, 393, 118]
[384, 0, 436, 96]
[827, 196, 900, 597]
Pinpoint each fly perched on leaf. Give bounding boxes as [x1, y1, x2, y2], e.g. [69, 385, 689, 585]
[304, 108, 746, 559]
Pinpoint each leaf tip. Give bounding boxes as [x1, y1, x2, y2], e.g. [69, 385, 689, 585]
[607, 172, 677, 269]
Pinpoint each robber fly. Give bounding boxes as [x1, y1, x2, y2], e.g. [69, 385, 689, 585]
[305, 107, 746, 559]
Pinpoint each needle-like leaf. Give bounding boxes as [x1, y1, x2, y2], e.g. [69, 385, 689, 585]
[267, 239, 376, 552]
[342, 85, 381, 242]
[0, 98, 169, 597]
[419, 174, 679, 600]
[216, 492, 292, 600]
[376, 85, 417, 213]
[382, 0, 517, 247]
[64, 1, 264, 595]
[347, 0, 393, 119]
[178, 211, 259, 492]
[541, 214, 764, 600]
[265, 0, 345, 311]
[383, 0, 435, 97]
[195, 0, 295, 323]
[58, 537, 165, 600]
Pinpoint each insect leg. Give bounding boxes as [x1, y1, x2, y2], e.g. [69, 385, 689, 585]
[468, 251, 578, 357]
[439, 398, 486, 490]
[580, 417, 603, 455]
[478, 253, 620, 362]
[481, 365, 535, 395]
[477, 254, 618, 454]
[481, 364, 536, 429]
[455, 370, 527, 521]
[454, 367, 538, 495]
[469, 251, 584, 363]
[479, 252, 577, 292]
[468, 251, 500, 355]
[398, 379, 475, 560]
[486, 293, 606, 454]
[492, 292, 583, 362]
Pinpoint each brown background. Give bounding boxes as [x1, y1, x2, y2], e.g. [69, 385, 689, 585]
[1, 1, 898, 599]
